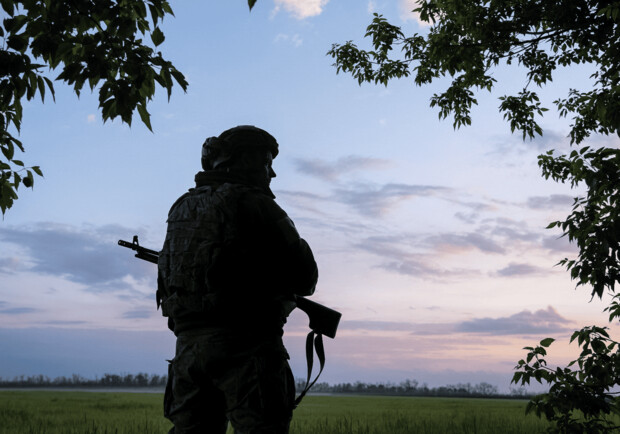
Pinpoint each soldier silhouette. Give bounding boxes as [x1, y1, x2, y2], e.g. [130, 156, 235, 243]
[157, 126, 318, 433]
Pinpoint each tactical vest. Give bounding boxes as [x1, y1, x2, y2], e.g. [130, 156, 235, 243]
[157, 182, 250, 320]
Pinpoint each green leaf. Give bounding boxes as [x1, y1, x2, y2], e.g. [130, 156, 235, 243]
[170, 69, 188, 91]
[151, 27, 165, 46]
[7, 34, 29, 53]
[13, 172, 21, 189]
[43, 77, 55, 102]
[22, 174, 32, 188]
[37, 76, 46, 102]
[1, 142, 14, 160]
[248, 0, 257, 10]
[540, 338, 555, 348]
[137, 103, 152, 132]
[1, 179, 18, 215]
[9, 15, 27, 33]
[591, 339, 606, 354]
[0, 0, 14, 16]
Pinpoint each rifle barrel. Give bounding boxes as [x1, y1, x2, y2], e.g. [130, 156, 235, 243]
[118, 239, 159, 256]
[118, 239, 159, 264]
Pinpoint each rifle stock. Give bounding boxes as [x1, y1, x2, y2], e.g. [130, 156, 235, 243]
[118, 236, 341, 338]
[295, 296, 341, 339]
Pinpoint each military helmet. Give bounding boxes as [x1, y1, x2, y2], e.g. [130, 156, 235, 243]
[202, 125, 279, 170]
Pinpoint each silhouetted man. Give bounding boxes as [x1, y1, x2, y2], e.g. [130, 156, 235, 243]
[157, 126, 318, 434]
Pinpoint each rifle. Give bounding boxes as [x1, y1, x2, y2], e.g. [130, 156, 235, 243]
[118, 235, 341, 406]
[118, 235, 341, 338]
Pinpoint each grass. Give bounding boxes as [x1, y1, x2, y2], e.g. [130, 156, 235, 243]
[291, 395, 550, 434]
[0, 391, 169, 434]
[0, 391, 550, 433]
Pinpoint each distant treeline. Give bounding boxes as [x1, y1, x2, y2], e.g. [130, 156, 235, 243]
[0, 373, 166, 388]
[298, 379, 533, 399]
[0, 375, 532, 398]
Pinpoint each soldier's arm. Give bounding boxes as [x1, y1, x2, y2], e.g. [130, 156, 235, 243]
[240, 192, 318, 297]
[274, 215, 317, 296]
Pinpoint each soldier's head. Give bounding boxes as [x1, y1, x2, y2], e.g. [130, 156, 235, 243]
[202, 125, 279, 188]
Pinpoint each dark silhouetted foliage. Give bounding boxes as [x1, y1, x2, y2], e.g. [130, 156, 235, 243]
[1, 0, 263, 214]
[0, 0, 189, 214]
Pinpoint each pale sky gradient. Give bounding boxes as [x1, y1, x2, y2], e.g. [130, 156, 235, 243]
[1, 1, 618, 392]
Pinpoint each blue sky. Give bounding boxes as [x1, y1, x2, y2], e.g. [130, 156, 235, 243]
[1, 0, 618, 392]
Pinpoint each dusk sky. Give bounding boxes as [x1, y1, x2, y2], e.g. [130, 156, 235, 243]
[1, 0, 618, 392]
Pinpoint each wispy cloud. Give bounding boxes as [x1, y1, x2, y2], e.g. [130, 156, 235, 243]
[381, 259, 467, 279]
[425, 233, 506, 254]
[122, 309, 153, 319]
[454, 212, 479, 224]
[273, 0, 329, 19]
[274, 33, 303, 47]
[0, 223, 154, 289]
[0, 306, 40, 315]
[350, 214, 564, 279]
[488, 129, 571, 158]
[457, 306, 573, 335]
[530, 129, 570, 151]
[333, 183, 450, 217]
[320, 306, 573, 337]
[294, 155, 390, 181]
[495, 262, 549, 277]
[281, 177, 452, 220]
[526, 194, 574, 210]
[0, 256, 22, 274]
[41, 320, 89, 326]
[357, 235, 478, 279]
[343, 319, 418, 332]
[488, 224, 540, 243]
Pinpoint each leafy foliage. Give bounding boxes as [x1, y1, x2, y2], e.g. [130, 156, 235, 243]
[540, 146, 620, 301]
[0, 0, 188, 214]
[328, 1, 619, 143]
[513, 330, 620, 433]
[520, 144, 620, 432]
[329, 1, 620, 432]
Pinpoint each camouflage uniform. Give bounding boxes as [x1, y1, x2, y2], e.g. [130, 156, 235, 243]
[158, 170, 318, 434]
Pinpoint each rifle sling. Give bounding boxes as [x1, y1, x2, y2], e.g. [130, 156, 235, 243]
[293, 331, 325, 409]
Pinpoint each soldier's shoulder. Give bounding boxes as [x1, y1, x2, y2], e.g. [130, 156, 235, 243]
[238, 189, 287, 221]
[167, 185, 213, 217]
[168, 192, 190, 216]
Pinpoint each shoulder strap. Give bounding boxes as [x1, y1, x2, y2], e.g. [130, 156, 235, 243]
[294, 331, 325, 408]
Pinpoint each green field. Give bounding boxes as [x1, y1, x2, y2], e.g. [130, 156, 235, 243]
[0, 390, 550, 433]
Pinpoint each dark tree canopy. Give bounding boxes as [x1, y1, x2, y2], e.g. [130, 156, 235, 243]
[0, 0, 188, 214]
[329, 1, 620, 144]
[0, 0, 263, 214]
[329, 1, 620, 432]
